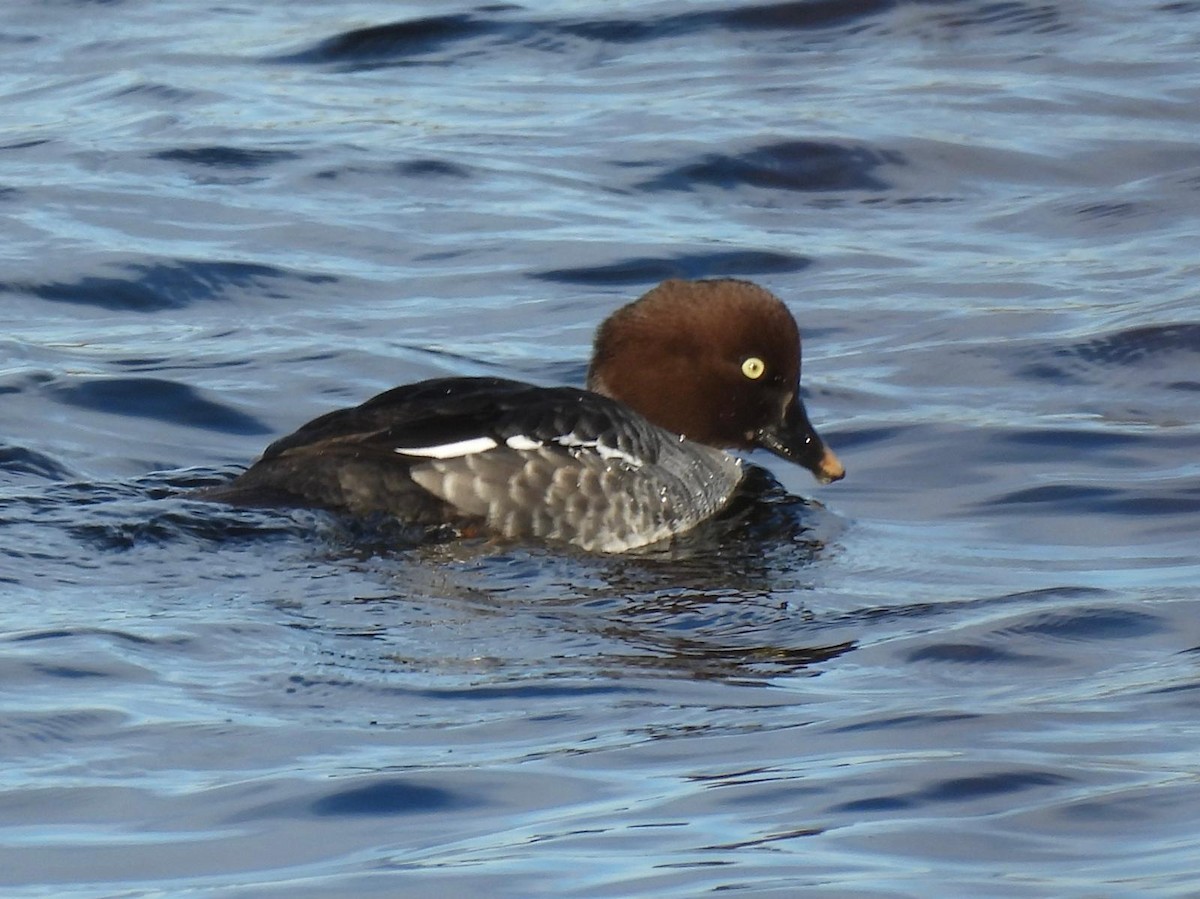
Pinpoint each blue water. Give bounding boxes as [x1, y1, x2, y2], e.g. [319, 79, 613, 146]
[3, 0, 1200, 895]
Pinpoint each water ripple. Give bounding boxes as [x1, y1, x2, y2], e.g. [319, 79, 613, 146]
[3, 0, 1199, 893]
[278, 12, 500, 68]
[151, 147, 302, 169]
[637, 140, 901, 193]
[48, 378, 270, 434]
[3, 260, 334, 312]
[531, 249, 809, 285]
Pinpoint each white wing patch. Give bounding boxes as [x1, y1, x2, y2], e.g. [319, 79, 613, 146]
[555, 434, 643, 469]
[392, 432, 643, 468]
[393, 436, 498, 458]
[504, 435, 543, 451]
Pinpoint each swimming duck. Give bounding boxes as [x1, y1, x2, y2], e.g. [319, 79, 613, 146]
[204, 278, 844, 552]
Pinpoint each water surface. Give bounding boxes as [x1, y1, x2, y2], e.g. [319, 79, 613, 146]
[3, 1, 1200, 895]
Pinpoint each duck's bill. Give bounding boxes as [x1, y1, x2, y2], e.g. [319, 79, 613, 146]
[755, 397, 845, 484]
[812, 446, 846, 484]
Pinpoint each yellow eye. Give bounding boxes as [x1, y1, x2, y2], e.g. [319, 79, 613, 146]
[741, 356, 766, 380]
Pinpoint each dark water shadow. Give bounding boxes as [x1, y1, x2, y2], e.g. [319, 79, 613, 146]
[274, 11, 505, 68]
[151, 146, 301, 169]
[271, 0, 897, 68]
[3, 259, 336, 313]
[530, 250, 809, 286]
[831, 768, 1071, 814]
[47, 378, 272, 435]
[1017, 322, 1200, 382]
[635, 140, 902, 193]
[227, 778, 476, 824]
[0, 444, 75, 481]
[1, 468, 317, 559]
[271, 0, 903, 72]
[558, 0, 896, 43]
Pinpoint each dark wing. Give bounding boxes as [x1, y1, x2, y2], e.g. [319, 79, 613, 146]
[255, 376, 664, 462]
[204, 376, 741, 550]
[257, 377, 534, 460]
[204, 378, 537, 518]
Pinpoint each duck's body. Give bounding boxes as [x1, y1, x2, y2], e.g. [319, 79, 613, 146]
[213, 376, 742, 552]
[204, 279, 844, 552]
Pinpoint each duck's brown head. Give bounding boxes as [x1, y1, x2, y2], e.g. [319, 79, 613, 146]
[586, 278, 844, 484]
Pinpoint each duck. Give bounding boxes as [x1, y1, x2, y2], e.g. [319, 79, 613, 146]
[202, 278, 844, 552]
